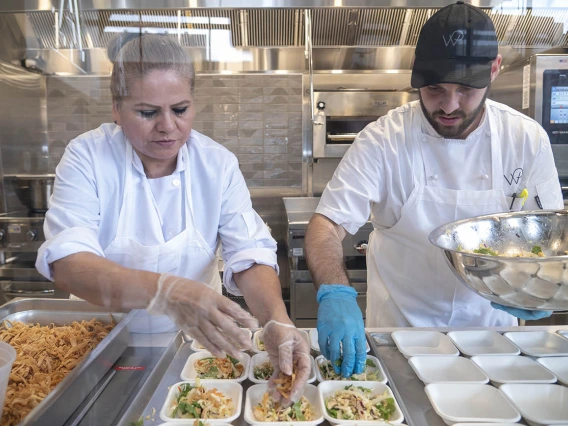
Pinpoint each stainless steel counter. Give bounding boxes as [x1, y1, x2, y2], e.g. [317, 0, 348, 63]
[93, 325, 568, 426]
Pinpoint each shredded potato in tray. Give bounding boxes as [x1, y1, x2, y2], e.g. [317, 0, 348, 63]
[194, 355, 244, 379]
[169, 383, 234, 419]
[272, 363, 300, 400]
[0, 318, 115, 426]
[325, 384, 396, 421]
[253, 393, 315, 422]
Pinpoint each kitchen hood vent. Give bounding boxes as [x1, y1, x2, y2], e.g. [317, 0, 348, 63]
[22, 7, 568, 50]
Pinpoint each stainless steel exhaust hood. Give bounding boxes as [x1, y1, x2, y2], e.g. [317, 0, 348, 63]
[12, 7, 568, 49]
[0, 0, 566, 12]
[0, 2, 566, 75]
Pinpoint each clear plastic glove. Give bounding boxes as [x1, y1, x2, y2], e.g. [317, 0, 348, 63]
[262, 320, 311, 406]
[317, 284, 366, 378]
[147, 273, 258, 357]
[491, 302, 553, 321]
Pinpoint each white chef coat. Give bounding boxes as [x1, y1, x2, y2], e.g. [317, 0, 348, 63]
[36, 123, 278, 297]
[316, 99, 563, 327]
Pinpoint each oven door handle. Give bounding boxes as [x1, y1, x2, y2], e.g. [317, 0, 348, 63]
[327, 133, 358, 142]
[5, 288, 55, 295]
[1, 280, 55, 295]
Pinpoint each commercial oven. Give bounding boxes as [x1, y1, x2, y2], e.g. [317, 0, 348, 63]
[284, 197, 371, 327]
[309, 73, 419, 195]
[490, 52, 568, 178]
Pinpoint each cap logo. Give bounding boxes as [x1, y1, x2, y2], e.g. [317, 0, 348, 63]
[443, 30, 465, 47]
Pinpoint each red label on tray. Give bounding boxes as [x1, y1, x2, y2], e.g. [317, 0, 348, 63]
[114, 366, 146, 371]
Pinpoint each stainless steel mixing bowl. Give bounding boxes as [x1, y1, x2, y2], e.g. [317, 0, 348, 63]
[428, 210, 568, 311]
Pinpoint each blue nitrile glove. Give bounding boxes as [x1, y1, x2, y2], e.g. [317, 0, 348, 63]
[317, 284, 366, 378]
[491, 302, 553, 321]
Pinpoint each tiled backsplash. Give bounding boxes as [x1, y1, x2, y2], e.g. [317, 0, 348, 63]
[46, 74, 303, 187]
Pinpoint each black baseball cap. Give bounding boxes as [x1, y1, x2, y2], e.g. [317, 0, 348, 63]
[411, 1, 498, 89]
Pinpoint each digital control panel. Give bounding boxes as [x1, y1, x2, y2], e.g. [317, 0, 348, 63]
[542, 69, 568, 144]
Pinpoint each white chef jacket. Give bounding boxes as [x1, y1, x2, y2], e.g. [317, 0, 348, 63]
[36, 123, 278, 295]
[317, 99, 563, 326]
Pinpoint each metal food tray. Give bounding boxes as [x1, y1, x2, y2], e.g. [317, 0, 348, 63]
[118, 325, 568, 426]
[118, 331, 410, 426]
[0, 298, 137, 426]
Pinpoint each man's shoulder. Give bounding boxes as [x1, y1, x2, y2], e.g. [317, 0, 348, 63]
[360, 101, 416, 143]
[486, 99, 542, 133]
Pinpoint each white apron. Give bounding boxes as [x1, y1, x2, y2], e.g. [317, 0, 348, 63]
[99, 140, 222, 333]
[365, 107, 516, 328]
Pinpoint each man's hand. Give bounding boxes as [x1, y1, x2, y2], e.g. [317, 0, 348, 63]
[317, 284, 366, 378]
[147, 273, 258, 358]
[261, 320, 311, 406]
[491, 302, 552, 321]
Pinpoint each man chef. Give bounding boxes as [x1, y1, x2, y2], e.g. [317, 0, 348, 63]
[305, 1, 563, 377]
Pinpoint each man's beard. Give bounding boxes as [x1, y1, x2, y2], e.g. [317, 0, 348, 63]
[420, 87, 489, 139]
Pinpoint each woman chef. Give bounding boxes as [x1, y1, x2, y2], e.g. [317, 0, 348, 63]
[35, 33, 309, 403]
[305, 1, 563, 378]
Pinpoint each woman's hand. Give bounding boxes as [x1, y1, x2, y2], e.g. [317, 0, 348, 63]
[262, 320, 311, 406]
[147, 273, 258, 358]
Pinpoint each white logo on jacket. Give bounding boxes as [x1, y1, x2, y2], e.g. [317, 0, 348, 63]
[443, 30, 465, 47]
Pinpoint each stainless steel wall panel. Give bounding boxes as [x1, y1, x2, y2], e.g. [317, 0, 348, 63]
[0, 62, 47, 212]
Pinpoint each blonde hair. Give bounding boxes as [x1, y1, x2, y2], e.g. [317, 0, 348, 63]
[107, 33, 195, 104]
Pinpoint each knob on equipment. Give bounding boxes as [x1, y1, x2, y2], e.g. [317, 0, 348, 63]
[355, 240, 368, 255]
[316, 101, 326, 110]
[26, 230, 37, 241]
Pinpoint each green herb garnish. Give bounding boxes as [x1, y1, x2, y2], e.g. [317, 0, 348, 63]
[178, 401, 202, 418]
[365, 359, 376, 368]
[473, 247, 499, 256]
[376, 397, 396, 420]
[293, 401, 306, 421]
[326, 407, 338, 418]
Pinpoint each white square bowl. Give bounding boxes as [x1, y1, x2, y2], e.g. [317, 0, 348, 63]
[253, 329, 309, 353]
[314, 354, 387, 384]
[248, 352, 316, 384]
[424, 383, 521, 425]
[500, 383, 568, 426]
[391, 331, 459, 358]
[308, 329, 370, 354]
[244, 383, 324, 426]
[503, 331, 568, 357]
[190, 328, 253, 352]
[408, 356, 488, 384]
[159, 380, 243, 423]
[446, 330, 520, 356]
[180, 351, 249, 382]
[536, 357, 568, 386]
[452, 424, 521, 426]
[471, 355, 557, 386]
[318, 380, 404, 425]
